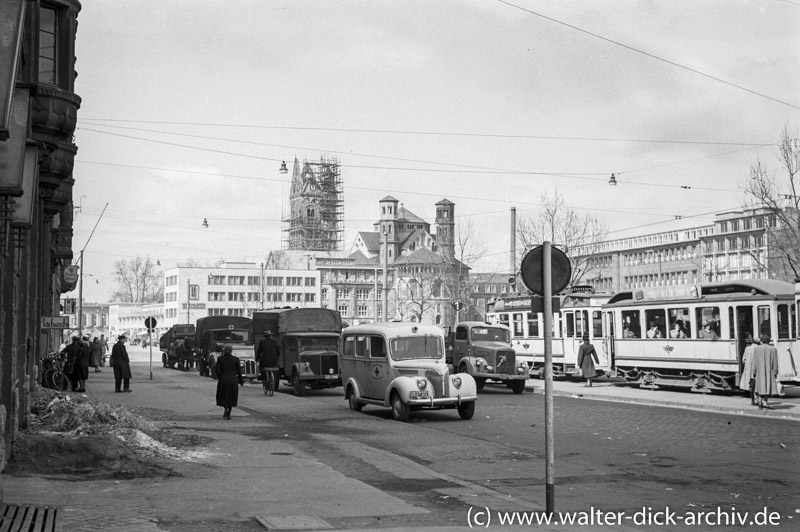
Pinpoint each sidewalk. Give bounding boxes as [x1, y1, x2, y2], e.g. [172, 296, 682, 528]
[530, 376, 800, 420]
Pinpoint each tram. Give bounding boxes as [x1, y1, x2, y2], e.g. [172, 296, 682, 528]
[486, 280, 800, 392]
[604, 279, 798, 391]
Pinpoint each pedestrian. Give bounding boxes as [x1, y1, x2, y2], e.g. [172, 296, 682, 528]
[90, 337, 103, 373]
[110, 334, 132, 393]
[576, 334, 600, 387]
[99, 334, 108, 366]
[216, 345, 243, 419]
[60, 336, 82, 391]
[751, 334, 779, 409]
[739, 335, 759, 405]
[256, 329, 280, 384]
[75, 335, 91, 392]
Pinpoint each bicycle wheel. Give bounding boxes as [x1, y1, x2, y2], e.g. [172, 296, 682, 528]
[52, 371, 70, 392]
[42, 368, 55, 389]
[262, 371, 269, 395]
[267, 372, 275, 396]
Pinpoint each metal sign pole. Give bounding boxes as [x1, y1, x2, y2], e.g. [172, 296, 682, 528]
[149, 327, 153, 380]
[543, 241, 555, 514]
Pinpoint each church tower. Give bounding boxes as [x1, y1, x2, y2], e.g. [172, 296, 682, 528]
[283, 156, 343, 251]
[435, 199, 455, 260]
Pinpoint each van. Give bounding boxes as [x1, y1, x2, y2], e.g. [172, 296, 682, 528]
[340, 323, 477, 422]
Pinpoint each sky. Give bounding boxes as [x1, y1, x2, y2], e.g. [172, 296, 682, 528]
[70, 0, 800, 303]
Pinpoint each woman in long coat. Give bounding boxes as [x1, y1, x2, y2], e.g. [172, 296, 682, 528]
[90, 338, 103, 372]
[110, 335, 133, 392]
[751, 334, 779, 409]
[216, 345, 243, 419]
[577, 335, 600, 387]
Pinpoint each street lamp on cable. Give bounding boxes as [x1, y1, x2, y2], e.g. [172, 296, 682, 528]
[202, 218, 208, 228]
[279, 161, 288, 174]
[608, 173, 617, 186]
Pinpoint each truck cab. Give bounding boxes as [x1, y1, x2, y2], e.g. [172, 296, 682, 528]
[451, 321, 528, 394]
[194, 316, 256, 379]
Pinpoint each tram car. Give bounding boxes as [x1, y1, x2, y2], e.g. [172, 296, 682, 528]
[604, 279, 798, 391]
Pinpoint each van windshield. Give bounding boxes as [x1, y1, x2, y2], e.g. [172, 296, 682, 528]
[390, 335, 443, 361]
[298, 337, 338, 352]
[211, 330, 250, 344]
[470, 327, 510, 343]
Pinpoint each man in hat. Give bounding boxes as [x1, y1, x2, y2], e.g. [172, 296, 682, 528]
[256, 329, 280, 385]
[60, 336, 82, 391]
[751, 334, 779, 409]
[110, 334, 133, 393]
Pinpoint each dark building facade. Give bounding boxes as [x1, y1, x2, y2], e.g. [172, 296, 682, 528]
[0, 0, 81, 470]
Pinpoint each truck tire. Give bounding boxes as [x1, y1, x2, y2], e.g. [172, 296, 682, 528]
[391, 391, 410, 422]
[348, 387, 364, 412]
[475, 377, 486, 390]
[292, 371, 306, 396]
[509, 380, 525, 394]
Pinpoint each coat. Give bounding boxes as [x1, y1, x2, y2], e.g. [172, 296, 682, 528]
[216, 353, 243, 408]
[577, 342, 599, 378]
[256, 337, 280, 369]
[75, 342, 91, 380]
[110, 341, 132, 380]
[739, 345, 756, 389]
[750, 343, 779, 396]
[90, 341, 103, 367]
[61, 342, 82, 378]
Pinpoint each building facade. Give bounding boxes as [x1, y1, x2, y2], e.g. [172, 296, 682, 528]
[0, 0, 82, 468]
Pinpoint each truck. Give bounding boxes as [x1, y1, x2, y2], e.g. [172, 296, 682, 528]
[159, 324, 195, 369]
[251, 308, 342, 396]
[449, 321, 529, 394]
[194, 316, 256, 379]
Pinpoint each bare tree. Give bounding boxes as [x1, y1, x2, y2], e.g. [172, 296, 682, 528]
[451, 219, 487, 325]
[112, 256, 163, 303]
[745, 127, 800, 279]
[516, 190, 608, 286]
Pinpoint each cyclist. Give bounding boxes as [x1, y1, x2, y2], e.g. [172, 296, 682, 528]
[256, 329, 280, 390]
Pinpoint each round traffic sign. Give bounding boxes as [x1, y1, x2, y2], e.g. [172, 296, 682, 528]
[144, 316, 158, 329]
[520, 245, 572, 295]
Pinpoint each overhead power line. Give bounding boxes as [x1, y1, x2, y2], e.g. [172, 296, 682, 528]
[496, 0, 800, 111]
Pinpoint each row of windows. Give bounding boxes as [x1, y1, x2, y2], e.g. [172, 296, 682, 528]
[711, 235, 764, 253]
[623, 246, 697, 266]
[717, 215, 775, 234]
[266, 276, 316, 286]
[336, 304, 373, 317]
[166, 275, 179, 287]
[624, 271, 698, 289]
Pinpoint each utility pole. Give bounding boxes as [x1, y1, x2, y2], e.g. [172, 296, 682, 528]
[186, 277, 190, 323]
[382, 228, 388, 321]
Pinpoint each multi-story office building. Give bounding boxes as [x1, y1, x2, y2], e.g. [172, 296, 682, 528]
[161, 262, 321, 329]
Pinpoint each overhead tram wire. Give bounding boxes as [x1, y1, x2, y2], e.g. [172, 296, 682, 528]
[78, 118, 778, 147]
[496, 0, 800, 111]
[76, 128, 745, 193]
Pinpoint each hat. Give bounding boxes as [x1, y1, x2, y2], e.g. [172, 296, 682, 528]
[223, 345, 233, 354]
[118, 334, 127, 341]
[264, 329, 273, 336]
[702, 320, 710, 326]
[582, 334, 590, 341]
[759, 333, 770, 343]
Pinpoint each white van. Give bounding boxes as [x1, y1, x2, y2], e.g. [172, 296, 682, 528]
[340, 323, 478, 421]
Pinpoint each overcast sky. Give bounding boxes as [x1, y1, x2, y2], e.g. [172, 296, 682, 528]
[71, 0, 800, 303]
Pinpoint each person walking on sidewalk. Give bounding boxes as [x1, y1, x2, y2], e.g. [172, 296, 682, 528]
[216, 345, 243, 419]
[61, 336, 82, 392]
[99, 334, 109, 366]
[111, 334, 132, 393]
[90, 337, 103, 373]
[577, 335, 600, 387]
[739, 335, 759, 405]
[751, 334, 779, 409]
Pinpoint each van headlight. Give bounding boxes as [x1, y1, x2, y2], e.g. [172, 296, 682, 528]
[452, 376, 462, 389]
[417, 379, 427, 390]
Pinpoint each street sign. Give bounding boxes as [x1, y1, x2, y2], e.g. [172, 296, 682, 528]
[520, 245, 572, 295]
[41, 316, 70, 329]
[63, 265, 79, 283]
[144, 316, 158, 329]
[62, 298, 76, 314]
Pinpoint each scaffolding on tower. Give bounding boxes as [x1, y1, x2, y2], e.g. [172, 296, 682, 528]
[281, 155, 344, 252]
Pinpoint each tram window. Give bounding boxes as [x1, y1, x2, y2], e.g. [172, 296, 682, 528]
[565, 312, 576, 337]
[576, 310, 589, 338]
[528, 314, 540, 337]
[355, 336, 368, 357]
[622, 310, 641, 338]
[696, 307, 720, 340]
[777, 304, 790, 340]
[512, 313, 524, 337]
[667, 308, 690, 338]
[645, 309, 666, 338]
[757, 306, 771, 337]
[592, 311, 602, 337]
[792, 304, 797, 339]
[498, 313, 510, 329]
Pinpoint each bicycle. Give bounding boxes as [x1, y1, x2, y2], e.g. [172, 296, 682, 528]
[42, 352, 70, 391]
[261, 367, 279, 396]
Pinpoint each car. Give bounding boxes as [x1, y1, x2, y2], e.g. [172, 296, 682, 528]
[339, 323, 477, 422]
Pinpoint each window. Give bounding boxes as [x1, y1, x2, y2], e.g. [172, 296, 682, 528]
[696, 306, 721, 339]
[305, 293, 316, 303]
[247, 293, 260, 302]
[286, 293, 302, 302]
[667, 307, 691, 338]
[208, 308, 225, 316]
[338, 304, 349, 316]
[305, 277, 316, 287]
[228, 292, 244, 302]
[228, 276, 245, 285]
[189, 284, 199, 300]
[592, 311, 602, 338]
[356, 289, 370, 300]
[267, 293, 283, 302]
[512, 313, 524, 337]
[757, 305, 771, 337]
[644, 309, 666, 339]
[286, 277, 302, 286]
[247, 276, 260, 285]
[39, 7, 57, 85]
[370, 336, 387, 358]
[228, 308, 245, 316]
[497, 312, 510, 329]
[338, 289, 351, 300]
[208, 292, 225, 301]
[527, 313, 540, 337]
[358, 305, 369, 317]
[778, 304, 791, 340]
[267, 277, 283, 286]
[621, 310, 641, 338]
[209, 275, 225, 285]
[321, 288, 328, 301]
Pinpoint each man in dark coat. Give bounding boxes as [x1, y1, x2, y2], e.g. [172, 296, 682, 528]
[60, 336, 82, 391]
[216, 345, 243, 419]
[76, 335, 92, 391]
[110, 334, 133, 393]
[256, 329, 280, 373]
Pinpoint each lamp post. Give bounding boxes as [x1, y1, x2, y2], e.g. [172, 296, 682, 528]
[77, 203, 108, 337]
